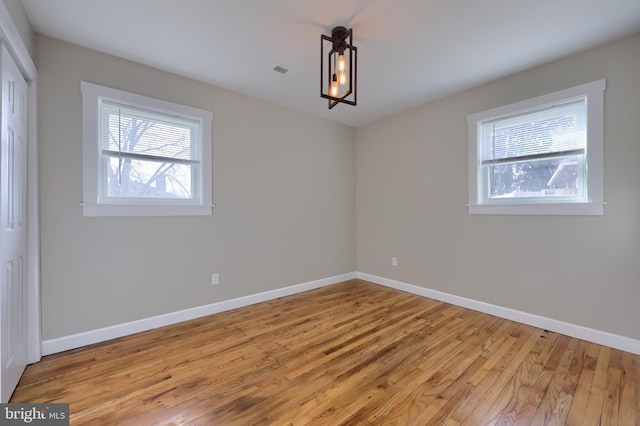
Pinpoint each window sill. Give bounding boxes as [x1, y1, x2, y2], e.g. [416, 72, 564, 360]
[82, 202, 213, 217]
[468, 202, 604, 216]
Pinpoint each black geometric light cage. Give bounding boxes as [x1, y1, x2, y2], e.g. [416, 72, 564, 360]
[320, 26, 357, 109]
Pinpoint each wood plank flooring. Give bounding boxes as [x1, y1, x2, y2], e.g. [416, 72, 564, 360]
[11, 279, 640, 425]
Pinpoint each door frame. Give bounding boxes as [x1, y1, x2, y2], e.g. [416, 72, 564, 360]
[0, 3, 40, 364]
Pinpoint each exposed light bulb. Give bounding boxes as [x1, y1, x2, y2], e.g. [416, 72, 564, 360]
[330, 74, 339, 97]
[338, 53, 346, 71]
[339, 71, 347, 86]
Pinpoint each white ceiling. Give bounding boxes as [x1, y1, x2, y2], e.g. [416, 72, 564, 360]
[20, 0, 640, 127]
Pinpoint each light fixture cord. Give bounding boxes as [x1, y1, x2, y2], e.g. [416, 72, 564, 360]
[333, 52, 337, 75]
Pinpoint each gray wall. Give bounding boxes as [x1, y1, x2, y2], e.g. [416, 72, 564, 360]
[37, 35, 356, 340]
[36, 28, 640, 344]
[356, 32, 640, 340]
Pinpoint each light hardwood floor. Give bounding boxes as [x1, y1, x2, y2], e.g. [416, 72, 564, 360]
[11, 279, 640, 425]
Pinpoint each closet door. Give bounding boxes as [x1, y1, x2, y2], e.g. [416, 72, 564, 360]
[0, 44, 29, 402]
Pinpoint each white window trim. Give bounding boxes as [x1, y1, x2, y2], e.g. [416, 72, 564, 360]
[81, 81, 213, 217]
[467, 79, 605, 216]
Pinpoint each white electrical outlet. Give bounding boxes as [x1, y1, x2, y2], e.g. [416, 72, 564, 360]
[211, 273, 220, 285]
[392, 257, 398, 266]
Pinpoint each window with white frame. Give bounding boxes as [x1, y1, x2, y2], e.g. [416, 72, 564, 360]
[81, 82, 213, 216]
[467, 79, 605, 215]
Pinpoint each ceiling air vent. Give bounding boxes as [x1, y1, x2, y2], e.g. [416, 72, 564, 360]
[272, 64, 289, 74]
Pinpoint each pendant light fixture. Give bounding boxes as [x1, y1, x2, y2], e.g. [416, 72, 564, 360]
[320, 26, 357, 109]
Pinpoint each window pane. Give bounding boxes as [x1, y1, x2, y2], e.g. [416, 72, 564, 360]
[100, 100, 199, 161]
[104, 156, 195, 200]
[481, 99, 585, 162]
[486, 155, 582, 199]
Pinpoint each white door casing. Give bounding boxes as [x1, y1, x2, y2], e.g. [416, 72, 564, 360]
[0, 43, 28, 402]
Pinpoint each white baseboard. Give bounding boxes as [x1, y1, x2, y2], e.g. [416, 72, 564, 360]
[357, 272, 640, 355]
[42, 272, 357, 356]
[42, 271, 640, 356]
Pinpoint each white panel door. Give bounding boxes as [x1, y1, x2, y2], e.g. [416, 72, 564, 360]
[0, 44, 28, 402]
